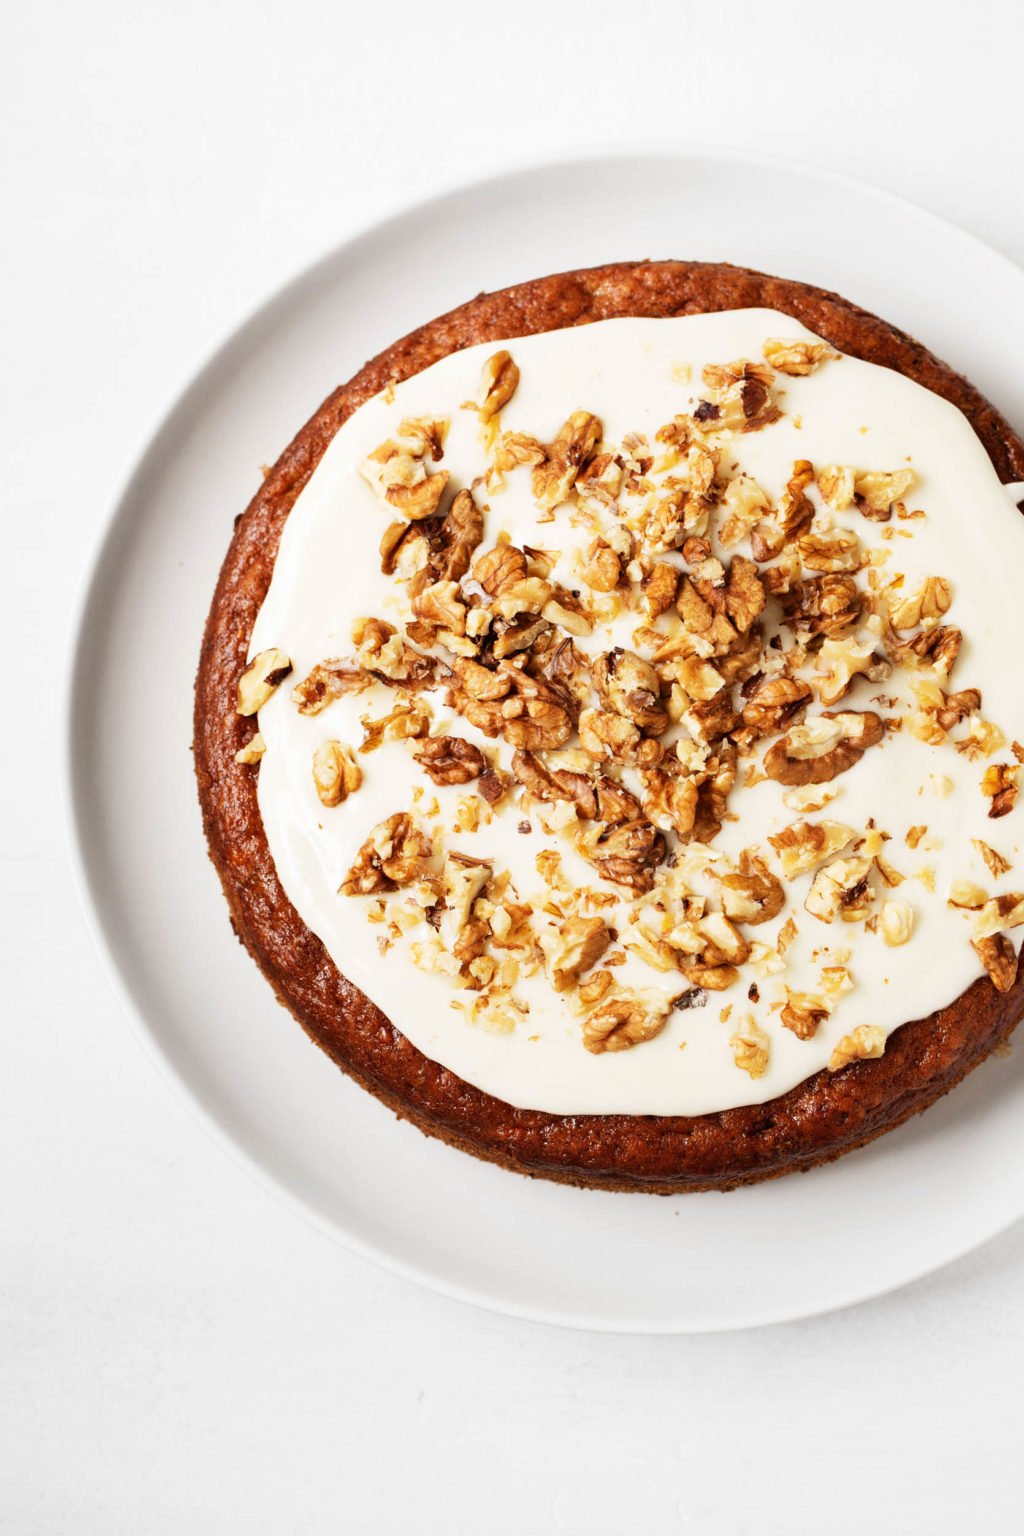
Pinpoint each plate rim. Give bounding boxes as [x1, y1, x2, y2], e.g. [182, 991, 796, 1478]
[62, 142, 1024, 1334]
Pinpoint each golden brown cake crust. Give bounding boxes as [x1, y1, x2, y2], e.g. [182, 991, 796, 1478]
[194, 259, 1024, 1193]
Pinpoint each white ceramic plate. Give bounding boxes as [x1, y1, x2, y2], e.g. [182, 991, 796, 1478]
[66, 148, 1024, 1333]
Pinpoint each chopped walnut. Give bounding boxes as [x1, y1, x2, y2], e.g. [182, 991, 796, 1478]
[548, 916, 611, 993]
[590, 802, 666, 894]
[828, 1025, 886, 1071]
[762, 337, 836, 375]
[413, 736, 485, 786]
[425, 488, 484, 584]
[817, 464, 856, 511]
[496, 664, 576, 751]
[412, 578, 467, 635]
[880, 899, 914, 947]
[312, 740, 362, 806]
[854, 469, 915, 521]
[474, 543, 529, 597]
[578, 707, 640, 763]
[814, 635, 890, 707]
[971, 933, 1018, 993]
[982, 762, 1020, 819]
[237, 648, 293, 715]
[767, 817, 859, 878]
[780, 990, 829, 1040]
[695, 359, 779, 433]
[593, 649, 667, 735]
[291, 659, 374, 715]
[511, 748, 596, 819]
[478, 350, 520, 421]
[718, 474, 770, 547]
[532, 411, 602, 511]
[582, 990, 673, 1053]
[888, 576, 952, 631]
[579, 539, 621, 593]
[720, 851, 785, 925]
[784, 574, 862, 636]
[360, 700, 432, 752]
[730, 1014, 771, 1078]
[724, 556, 766, 632]
[341, 813, 435, 895]
[575, 453, 623, 511]
[438, 853, 493, 950]
[972, 892, 1024, 940]
[234, 732, 266, 765]
[804, 854, 874, 924]
[492, 431, 546, 477]
[974, 839, 1011, 878]
[361, 434, 450, 521]
[741, 676, 812, 738]
[641, 561, 681, 618]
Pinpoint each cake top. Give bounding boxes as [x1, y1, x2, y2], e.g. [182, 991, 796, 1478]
[239, 310, 1024, 1116]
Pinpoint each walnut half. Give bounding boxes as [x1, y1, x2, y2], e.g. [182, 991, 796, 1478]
[763, 712, 884, 787]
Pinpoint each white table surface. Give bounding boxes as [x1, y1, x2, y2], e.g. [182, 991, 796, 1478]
[6, 1, 1024, 1530]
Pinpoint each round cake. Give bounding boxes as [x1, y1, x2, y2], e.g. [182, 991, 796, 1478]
[194, 260, 1024, 1192]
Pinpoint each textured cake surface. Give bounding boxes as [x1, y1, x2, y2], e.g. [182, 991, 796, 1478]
[194, 260, 1024, 1191]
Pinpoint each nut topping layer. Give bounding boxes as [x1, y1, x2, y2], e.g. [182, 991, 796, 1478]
[243, 319, 1024, 1102]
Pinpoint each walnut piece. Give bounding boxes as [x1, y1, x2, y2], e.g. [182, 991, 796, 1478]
[720, 851, 785, 925]
[804, 855, 874, 924]
[880, 899, 914, 947]
[496, 665, 575, 751]
[341, 813, 435, 895]
[593, 649, 667, 734]
[784, 574, 862, 636]
[237, 648, 293, 716]
[234, 732, 266, 765]
[412, 736, 485, 786]
[828, 1025, 887, 1071]
[889, 576, 952, 631]
[291, 659, 374, 715]
[971, 933, 1018, 993]
[581, 990, 672, 1054]
[312, 740, 362, 807]
[817, 465, 856, 511]
[511, 749, 597, 819]
[981, 762, 1020, 819]
[478, 350, 520, 421]
[474, 543, 528, 597]
[763, 711, 884, 786]
[768, 820, 856, 879]
[780, 990, 829, 1040]
[532, 411, 602, 511]
[973, 839, 1011, 878]
[549, 916, 611, 993]
[730, 1015, 771, 1078]
[814, 636, 889, 707]
[580, 540, 621, 592]
[762, 337, 836, 375]
[360, 700, 431, 752]
[695, 359, 779, 433]
[426, 488, 484, 584]
[590, 792, 666, 893]
[854, 469, 915, 521]
[412, 579, 467, 635]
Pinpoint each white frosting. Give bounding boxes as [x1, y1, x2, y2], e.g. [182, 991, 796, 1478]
[249, 310, 1024, 1115]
